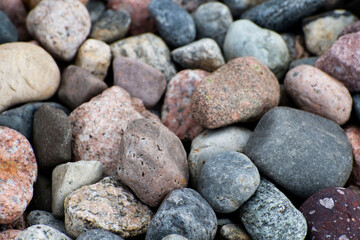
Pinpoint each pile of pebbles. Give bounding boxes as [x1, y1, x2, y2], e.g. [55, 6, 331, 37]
[1, 0, 360, 239]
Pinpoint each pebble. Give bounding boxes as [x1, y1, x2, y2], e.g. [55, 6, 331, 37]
[0, 115, 28, 140]
[300, 187, 360, 239]
[354, 93, 360, 121]
[86, 0, 106, 24]
[113, 56, 167, 108]
[223, 20, 290, 79]
[24, 0, 89, 9]
[338, 20, 360, 37]
[191, 57, 280, 129]
[145, 188, 217, 240]
[198, 152, 260, 213]
[0, 10, 18, 44]
[239, 178, 307, 240]
[219, 224, 251, 240]
[172, 0, 213, 12]
[193, 2, 233, 47]
[148, 0, 196, 48]
[26, 0, 91, 61]
[64, 176, 153, 238]
[162, 234, 188, 240]
[27, 210, 66, 234]
[284, 64, 352, 125]
[57, 65, 108, 110]
[0, 127, 37, 224]
[16, 224, 71, 240]
[0, 0, 29, 41]
[222, 0, 267, 18]
[344, 125, 360, 186]
[77, 229, 124, 240]
[244, 107, 353, 198]
[118, 118, 188, 207]
[288, 56, 318, 69]
[52, 160, 105, 218]
[111, 33, 177, 81]
[171, 38, 225, 72]
[281, 33, 297, 62]
[0, 214, 26, 232]
[303, 9, 358, 56]
[29, 175, 52, 212]
[0, 229, 22, 240]
[75, 38, 111, 81]
[161, 69, 210, 141]
[0, 42, 60, 112]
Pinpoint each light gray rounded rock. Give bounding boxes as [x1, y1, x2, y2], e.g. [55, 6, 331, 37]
[16, 224, 71, 240]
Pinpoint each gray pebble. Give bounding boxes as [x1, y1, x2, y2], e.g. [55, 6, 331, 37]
[77, 229, 124, 240]
[288, 57, 318, 70]
[222, 0, 267, 18]
[86, 0, 106, 24]
[0, 10, 18, 44]
[27, 210, 66, 235]
[17, 224, 71, 240]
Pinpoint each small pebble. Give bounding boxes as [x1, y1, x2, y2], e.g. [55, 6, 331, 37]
[16, 224, 71, 240]
[162, 234, 188, 240]
[77, 229, 124, 240]
[86, 0, 106, 24]
[27, 210, 66, 234]
[219, 224, 251, 240]
[0, 10, 18, 44]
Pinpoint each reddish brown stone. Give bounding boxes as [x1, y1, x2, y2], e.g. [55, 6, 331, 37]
[295, 35, 310, 60]
[162, 70, 209, 141]
[0, 0, 29, 41]
[0, 229, 23, 239]
[338, 21, 360, 38]
[345, 125, 360, 186]
[23, 0, 88, 9]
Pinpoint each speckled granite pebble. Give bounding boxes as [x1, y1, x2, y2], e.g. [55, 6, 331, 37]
[16, 224, 71, 240]
[77, 229, 124, 240]
[27, 210, 66, 234]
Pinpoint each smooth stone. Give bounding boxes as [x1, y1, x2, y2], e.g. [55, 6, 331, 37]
[219, 224, 251, 240]
[198, 152, 260, 213]
[288, 57, 318, 69]
[149, 0, 196, 48]
[0, 0, 29, 40]
[239, 178, 307, 240]
[162, 234, 188, 240]
[0, 43, 60, 112]
[118, 118, 188, 207]
[281, 33, 297, 62]
[171, 38, 225, 72]
[354, 93, 360, 121]
[145, 188, 217, 240]
[29, 175, 52, 212]
[161, 69, 210, 141]
[338, 20, 360, 37]
[0, 115, 28, 139]
[284, 65, 352, 125]
[191, 57, 280, 129]
[86, 0, 106, 24]
[344, 126, 360, 186]
[0, 10, 18, 43]
[113, 56, 166, 108]
[77, 229, 124, 240]
[52, 160, 105, 218]
[64, 177, 153, 239]
[0, 127, 37, 224]
[222, 0, 267, 18]
[244, 107, 353, 198]
[26, 0, 91, 61]
[223, 20, 290, 79]
[193, 2, 233, 47]
[111, 33, 177, 82]
[172, 0, 213, 12]
[16, 224, 71, 240]
[27, 210, 66, 234]
[0, 229, 22, 239]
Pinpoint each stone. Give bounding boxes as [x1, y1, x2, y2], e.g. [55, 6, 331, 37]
[191, 57, 280, 129]
[77, 229, 124, 240]
[75, 39, 111, 81]
[113, 57, 167, 108]
[239, 178, 307, 240]
[315, 32, 360, 92]
[64, 177, 153, 238]
[303, 9, 357, 56]
[0, 0, 29, 41]
[244, 107, 353, 198]
[171, 39, 225, 72]
[52, 161, 105, 218]
[300, 187, 360, 239]
[288, 57, 318, 70]
[69, 86, 158, 176]
[219, 224, 251, 240]
[0, 115, 28, 140]
[338, 20, 360, 37]
[188, 126, 252, 188]
[172, 0, 214, 12]
[29, 175, 52, 212]
[26, 0, 91, 61]
[222, 0, 267, 18]
[161, 70, 209, 141]
[86, 0, 106, 24]
[281, 33, 297, 62]
[0, 10, 18, 44]
[193, 2, 233, 47]
[198, 152, 260, 213]
[0, 229, 22, 239]
[0, 215, 26, 232]
[111, 33, 177, 82]
[148, 0, 196, 48]
[344, 126, 360, 186]
[118, 118, 188, 207]
[284, 65, 352, 125]
[241, 0, 326, 32]
[223, 20, 290, 79]
[57, 65, 108, 110]
[16, 224, 71, 240]
[162, 234, 188, 240]
[24, 0, 89, 9]
[0, 127, 37, 224]
[354, 93, 360, 121]
[27, 210, 66, 234]
[145, 188, 217, 240]
[0, 42, 60, 113]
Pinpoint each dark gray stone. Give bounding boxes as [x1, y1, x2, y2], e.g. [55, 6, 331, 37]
[0, 10, 18, 44]
[197, 152, 260, 213]
[145, 188, 217, 240]
[222, 0, 267, 18]
[27, 210, 66, 234]
[281, 33, 297, 62]
[244, 107, 353, 199]
[241, 0, 326, 32]
[29, 174, 52, 212]
[0, 115, 28, 138]
[77, 229, 124, 240]
[86, 0, 106, 24]
[288, 57, 318, 69]
[149, 0, 196, 48]
[353, 93, 360, 121]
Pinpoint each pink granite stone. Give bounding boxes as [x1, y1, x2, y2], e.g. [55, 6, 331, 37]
[338, 21, 360, 38]
[0, 229, 23, 240]
[0, 0, 29, 41]
[345, 125, 360, 186]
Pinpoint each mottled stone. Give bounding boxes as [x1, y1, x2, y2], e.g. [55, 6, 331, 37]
[0, 10, 18, 44]
[118, 118, 188, 207]
[171, 39, 225, 72]
[113, 57, 166, 108]
[26, 0, 91, 61]
[162, 234, 188, 240]
[338, 20, 360, 37]
[64, 177, 153, 238]
[288, 57, 318, 70]
[16, 224, 71, 240]
[219, 224, 251, 240]
[239, 178, 307, 240]
[29, 175, 52, 212]
[27, 210, 66, 234]
[191, 57, 280, 129]
[86, 0, 106, 24]
[0, 127, 37, 224]
[244, 107, 353, 198]
[77, 229, 124, 240]
[162, 70, 209, 141]
[145, 188, 217, 240]
[0, 229, 22, 240]
[344, 125, 360, 186]
[222, 0, 267, 18]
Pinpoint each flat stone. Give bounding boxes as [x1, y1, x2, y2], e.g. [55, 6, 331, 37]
[64, 177, 153, 239]
[219, 224, 251, 240]
[338, 20, 360, 37]
[145, 188, 217, 240]
[288, 57, 318, 69]
[77, 229, 124, 240]
[86, 0, 106, 24]
[344, 125, 360, 186]
[0, 10, 18, 44]
[27, 210, 66, 234]
[0, 229, 22, 239]
[222, 0, 267, 18]
[118, 118, 188, 207]
[244, 107, 353, 198]
[29, 175, 52, 212]
[16, 224, 71, 240]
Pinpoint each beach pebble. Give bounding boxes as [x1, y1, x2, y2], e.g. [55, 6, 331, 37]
[344, 125, 360, 186]
[0, 0, 28, 40]
[77, 229, 124, 240]
[219, 224, 251, 240]
[288, 57, 318, 69]
[338, 20, 360, 37]
[27, 210, 66, 234]
[222, 0, 267, 18]
[16, 224, 71, 240]
[162, 234, 188, 240]
[0, 10, 18, 44]
[172, 0, 213, 12]
[0, 229, 22, 240]
[86, 0, 106, 24]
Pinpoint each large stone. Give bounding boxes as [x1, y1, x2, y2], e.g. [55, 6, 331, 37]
[0, 10, 18, 44]
[16, 224, 71, 240]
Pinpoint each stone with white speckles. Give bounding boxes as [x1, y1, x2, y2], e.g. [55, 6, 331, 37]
[16, 224, 71, 240]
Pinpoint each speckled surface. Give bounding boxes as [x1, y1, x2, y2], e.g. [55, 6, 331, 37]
[345, 125, 360, 186]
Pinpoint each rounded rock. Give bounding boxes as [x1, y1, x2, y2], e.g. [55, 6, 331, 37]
[0, 10, 18, 44]
[77, 229, 124, 240]
[344, 125, 360, 186]
[16, 224, 71, 240]
[162, 234, 188, 240]
[0, 0, 29, 40]
[222, 0, 267, 18]
[86, 0, 106, 24]
[27, 210, 66, 234]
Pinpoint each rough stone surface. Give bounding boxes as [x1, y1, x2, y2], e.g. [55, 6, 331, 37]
[191, 57, 280, 129]
[27, 210, 66, 234]
[222, 0, 267, 18]
[244, 107, 353, 198]
[239, 178, 307, 240]
[0, 229, 22, 239]
[29, 174, 52, 212]
[162, 234, 188, 240]
[0, 127, 37, 224]
[16, 224, 71, 240]
[0, 0, 29, 41]
[0, 10, 18, 44]
[288, 57, 318, 69]
[77, 229, 124, 240]
[344, 125, 360, 186]
[118, 118, 188, 207]
[145, 188, 217, 240]
[338, 20, 360, 37]
[219, 224, 251, 240]
[86, 0, 106, 24]
[26, 0, 91, 61]
[161, 70, 209, 141]
[64, 177, 153, 239]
